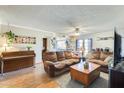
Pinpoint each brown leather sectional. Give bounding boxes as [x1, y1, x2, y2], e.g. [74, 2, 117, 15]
[87, 50, 113, 73]
[42, 51, 80, 77]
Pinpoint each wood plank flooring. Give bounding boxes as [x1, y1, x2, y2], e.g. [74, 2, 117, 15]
[0, 63, 60, 88]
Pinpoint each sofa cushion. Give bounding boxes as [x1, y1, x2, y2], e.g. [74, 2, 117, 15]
[100, 52, 112, 61]
[86, 51, 100, 59]
[88, 59, 98, 63]
[63, 59, 79, 65]
[92, 51, 100, 59]
[57, 59, 79, 66]
[64, 51, 72, 59]
[89, 59, 108, 66]
[72, 54, 80, 59]
[96, 60, 108, 66]
[43, 52, 57, 62]
[60, 60, 73, 65]
[56, 51, 65, 61]
[104, 55, 113, 63]
[68, 59, 79, 63]
[54, 62, 66, 69]
[86, 52, 96, 59]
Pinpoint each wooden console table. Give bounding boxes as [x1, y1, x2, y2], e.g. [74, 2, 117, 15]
[0, 51, 35, 75]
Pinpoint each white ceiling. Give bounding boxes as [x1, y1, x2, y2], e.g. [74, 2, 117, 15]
[0, 5, 124, 34]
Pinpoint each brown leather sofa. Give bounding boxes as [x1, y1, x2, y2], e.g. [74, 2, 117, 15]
[42, 51, 80, 77]
[86, 50, 113, 73]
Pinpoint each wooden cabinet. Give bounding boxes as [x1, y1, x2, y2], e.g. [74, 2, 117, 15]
[109, 66, 124, 88]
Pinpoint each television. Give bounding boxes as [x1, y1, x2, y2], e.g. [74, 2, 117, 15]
[114, 31, 122, 66]
[109, 31, 123, 88]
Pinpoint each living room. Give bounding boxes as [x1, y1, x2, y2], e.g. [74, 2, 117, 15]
[0, 5, 124, 90]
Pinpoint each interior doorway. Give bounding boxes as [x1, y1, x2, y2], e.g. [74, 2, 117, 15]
[43, 38, 47, 52]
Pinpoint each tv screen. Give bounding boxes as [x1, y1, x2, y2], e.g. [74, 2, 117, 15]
[114, 31, 122, 66]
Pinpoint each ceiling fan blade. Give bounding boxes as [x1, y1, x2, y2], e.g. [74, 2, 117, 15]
[65, 20, 79, 28]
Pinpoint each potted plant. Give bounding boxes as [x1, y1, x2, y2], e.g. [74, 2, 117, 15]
[5, 30, 15, 46]
[27, 45, 32, 51]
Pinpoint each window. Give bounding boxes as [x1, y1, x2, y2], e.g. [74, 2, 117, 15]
[84, 39, 92, 55]
[76, 40, 83, 51]
[56, 40, 66, 50]
[76, 38, 92, 56]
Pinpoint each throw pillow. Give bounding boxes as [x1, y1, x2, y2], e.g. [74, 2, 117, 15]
[86, 52, 95, 59]
[104, 56, 113, 63]
[100, 52, 110, 61]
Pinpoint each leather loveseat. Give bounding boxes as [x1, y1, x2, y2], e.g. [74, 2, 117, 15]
[42, 51, 80, 77]
[86, 50, 113, 73]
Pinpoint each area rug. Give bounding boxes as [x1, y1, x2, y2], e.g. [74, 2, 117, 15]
[53, 72, 108, 88]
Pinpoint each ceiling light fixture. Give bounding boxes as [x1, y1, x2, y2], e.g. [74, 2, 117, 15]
[74, 27, 80, 36]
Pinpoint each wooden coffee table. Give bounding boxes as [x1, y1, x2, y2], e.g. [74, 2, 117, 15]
[70, 62, 100, 87]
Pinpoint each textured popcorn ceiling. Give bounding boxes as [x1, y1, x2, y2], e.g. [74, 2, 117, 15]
[0, 5, 124, 34]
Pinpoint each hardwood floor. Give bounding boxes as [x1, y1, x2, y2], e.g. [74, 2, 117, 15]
[0, 63, 60, 88]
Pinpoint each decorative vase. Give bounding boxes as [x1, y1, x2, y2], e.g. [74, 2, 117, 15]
[84, 62, 89, 69]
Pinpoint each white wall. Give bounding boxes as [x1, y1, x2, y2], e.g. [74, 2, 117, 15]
[79, 29, 124, 57]
[0, 24, 1, 32]
[0, 24, 1, 33]
[0, 24, 56, 63]
[79, 31, 114, 51]
[92, 31, 114, 51]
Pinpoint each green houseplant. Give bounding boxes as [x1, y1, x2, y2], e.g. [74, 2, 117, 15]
[5, 30, 15, 46]
[27, 45, 32, 51]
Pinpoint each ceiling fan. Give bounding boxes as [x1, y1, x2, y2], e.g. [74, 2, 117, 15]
[68, 27, 81, 36]
[64, 20, 89, 36]
[59, 20, 88, 37]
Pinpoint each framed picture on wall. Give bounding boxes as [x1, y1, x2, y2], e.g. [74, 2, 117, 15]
[14, 35, 36, 44]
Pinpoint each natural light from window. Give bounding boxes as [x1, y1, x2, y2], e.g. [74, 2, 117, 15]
[56, 39, 66, 50]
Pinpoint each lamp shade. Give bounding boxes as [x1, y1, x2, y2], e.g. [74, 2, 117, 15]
[3, 43, 8, 47]
[0, 36, 7, 47]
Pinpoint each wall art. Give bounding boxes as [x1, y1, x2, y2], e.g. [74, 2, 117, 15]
[14, 35, 36, 44]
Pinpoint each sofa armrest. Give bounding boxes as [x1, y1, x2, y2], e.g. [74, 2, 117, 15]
[72, 54, 80, 59]
[45, 61, 54, 65]
[43, 61, 56, 77]
[44, 61, 55, 68]
[88, 59, 108, 66]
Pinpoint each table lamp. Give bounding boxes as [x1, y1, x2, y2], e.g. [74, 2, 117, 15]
[3, 44, 8, 52]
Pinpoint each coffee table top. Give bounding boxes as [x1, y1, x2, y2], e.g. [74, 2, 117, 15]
[70, 62, 100, 74]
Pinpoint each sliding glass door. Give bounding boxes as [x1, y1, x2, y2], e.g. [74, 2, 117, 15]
[84, 38, 92, 56]
[76, 38, 92, 56]
[76, 40, 84, 51]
